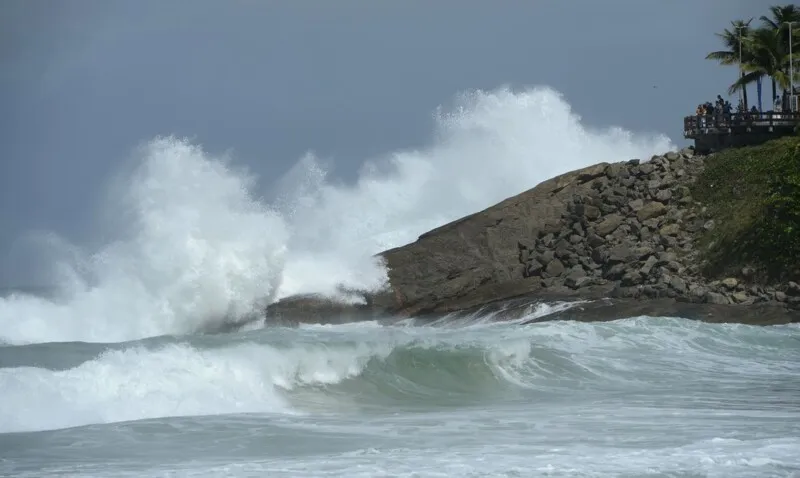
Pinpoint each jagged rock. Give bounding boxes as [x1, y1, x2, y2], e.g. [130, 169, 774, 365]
[632, 246, 655, 260]
[787, 282, 800, 296]
[596, 214, 624, 236]
[604, 263, 627, 280]
[545, 259, 566, 277]
[706, 291, 730, 305]
[732, 292, 752, 304]
[660, 224, 681, 236]
[586, 233, 605, 248]
[525, 260, 543, 277]
[674, 186, 691, 199]
[607, 245, 636, 264]
[640, 256, 658, 276]
[655, 190, 672, 203]
[660, 176, 676, 188]
[656, 251, 676, 265]
[689, 284, 708, 301]
[537, 250, 555, 266]
[577, 204, 601, 221]
[638, 163, 655, 176]
[637, 202, 667, 221]
[564, 266, 588, 289]
[621, 271, 643, 286]
[577, 163, 610, 183]
[670, 276, 688, 294]
[721, 278, 739, 290]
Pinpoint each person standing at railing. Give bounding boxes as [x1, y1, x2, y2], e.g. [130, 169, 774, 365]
[722, 101, 732, 126]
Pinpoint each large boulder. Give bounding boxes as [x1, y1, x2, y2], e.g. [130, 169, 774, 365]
[374, 163, 616, 315]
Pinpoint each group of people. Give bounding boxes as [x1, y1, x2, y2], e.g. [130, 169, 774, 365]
[694, 95, 735, 118]
[694, 95, 763, 126]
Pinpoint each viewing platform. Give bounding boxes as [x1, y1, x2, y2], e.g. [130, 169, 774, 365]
[683, 111, 800, 154]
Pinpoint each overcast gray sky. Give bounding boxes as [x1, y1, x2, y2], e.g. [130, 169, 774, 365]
[1, 0, 766, 286]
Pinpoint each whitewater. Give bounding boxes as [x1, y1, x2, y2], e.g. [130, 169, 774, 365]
[2, 87, 799, 477]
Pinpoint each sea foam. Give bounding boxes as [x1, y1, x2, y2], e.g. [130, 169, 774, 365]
[0, 86, 673, 344]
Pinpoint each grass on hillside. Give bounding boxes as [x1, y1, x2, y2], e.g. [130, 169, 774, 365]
[691, 136, 800, 282]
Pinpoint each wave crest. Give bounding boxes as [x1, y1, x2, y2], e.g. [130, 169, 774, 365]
[0, 86, 673, 345]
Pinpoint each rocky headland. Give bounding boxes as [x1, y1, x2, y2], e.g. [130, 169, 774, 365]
[266, 139, 800, 326]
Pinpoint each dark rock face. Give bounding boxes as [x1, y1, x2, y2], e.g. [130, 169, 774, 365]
[265, 293, 390, 326]
[266, 149, 800, 325]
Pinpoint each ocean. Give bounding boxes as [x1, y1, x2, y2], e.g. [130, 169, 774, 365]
[2, 309, 799, 477]
[1, 87, 798, 476]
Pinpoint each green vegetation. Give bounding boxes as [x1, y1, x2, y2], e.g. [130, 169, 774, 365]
[692, 137, 800, 281]
[706, 5, 800, 107]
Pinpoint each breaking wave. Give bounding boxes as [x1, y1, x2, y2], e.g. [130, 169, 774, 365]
[0, 87, 672, 345]
[1, 316, 797, 433]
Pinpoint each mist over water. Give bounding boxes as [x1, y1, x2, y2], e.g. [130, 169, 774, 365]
[0, 87, 673, 345]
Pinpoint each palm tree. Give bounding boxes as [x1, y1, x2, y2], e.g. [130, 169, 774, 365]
[730, 27, 791, 107]
[706, 19, 753, 109]
[759, 4, 800, 32]
[759, 5, 800, 96]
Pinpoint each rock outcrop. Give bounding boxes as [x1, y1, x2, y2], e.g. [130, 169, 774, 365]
[266, 149, 800, 325]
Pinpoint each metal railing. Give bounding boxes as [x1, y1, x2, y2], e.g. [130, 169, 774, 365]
[684, 111, 800, 137]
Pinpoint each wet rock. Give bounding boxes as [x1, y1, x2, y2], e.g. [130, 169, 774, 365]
[564, 266, 588, 289]
[706, 292, 730, 305]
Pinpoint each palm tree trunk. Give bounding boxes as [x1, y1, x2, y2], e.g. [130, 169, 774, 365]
[773, 78, 778, 110]
[742, 72, 749, 110]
